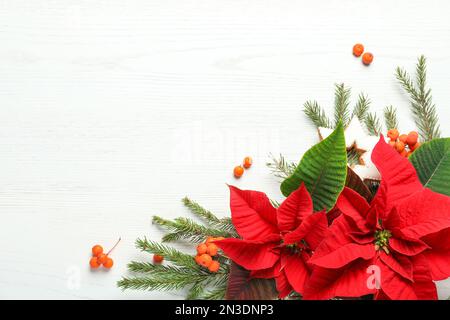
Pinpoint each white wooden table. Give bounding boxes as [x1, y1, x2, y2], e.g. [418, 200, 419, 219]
[0, 0, 449, 299]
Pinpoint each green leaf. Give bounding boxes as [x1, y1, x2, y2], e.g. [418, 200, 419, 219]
[410, 138, 450, 196]
[280, 122, 348, 211]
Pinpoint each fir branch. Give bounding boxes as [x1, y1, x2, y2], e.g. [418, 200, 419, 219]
[303, 100, 332, 128]
[353, 93, 371, 121]
[334, 83, 351, 127]
[395, 55, 441, 141]
[266, 153, 297, 180]
[383, 106, 399, 130]
[199, 283, 227, 300]
[182, 197, 220, 223]
[182, 197, 237, 236]
[152, 216, 233, 243]
[364, 112, 382, 136]
[135, 238, 197, 268]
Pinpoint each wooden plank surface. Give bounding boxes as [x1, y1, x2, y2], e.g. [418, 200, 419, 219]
[0, 0, 449, 299]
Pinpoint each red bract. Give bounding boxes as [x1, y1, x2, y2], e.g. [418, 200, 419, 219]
[304, 136, 450, 300]
[215, 184, 328, 298]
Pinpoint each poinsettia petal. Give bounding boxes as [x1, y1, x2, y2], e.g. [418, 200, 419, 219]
[411, 255, 438, 300]
[418, 228, 450, 281]
[310, 215, 356, 262]
[309, 243, 375, 269]
[388, 237, 429, 256]
[250, 265, 280, 279]
[335, 187, 371, 232]
[282, 253, 310, 294]
[379, 251, 413, 281]
[377, 258, 417, 300]
[303, 259, 376, 300]
[277, 183, 313, 233]
[229, 185, 279, 239]
[397, 188, 450, 237]
[283, 210, 328, 250]
[215, 237, 280, 270]
[371, 136, 424, 217]
[275, 270, 292, 299]
[348, 231, 374, 244]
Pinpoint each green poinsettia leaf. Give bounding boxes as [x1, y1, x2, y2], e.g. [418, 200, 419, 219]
[280, 121, 347, 211]
[410, 137, 450, 196]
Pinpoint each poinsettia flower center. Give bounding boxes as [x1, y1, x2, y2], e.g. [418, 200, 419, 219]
[284, 240, 308, 255]
[374, 229, 392, 254]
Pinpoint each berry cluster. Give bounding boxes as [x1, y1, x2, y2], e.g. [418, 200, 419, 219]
[352, 43, 374, 66]
[387, 129, 421, 157]
[194, 236, 224, 272]
[89, 238, 121, 269]
[233, 156, 252, 178]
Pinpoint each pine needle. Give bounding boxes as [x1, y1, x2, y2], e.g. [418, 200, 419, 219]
[334, 83, 351, 127]
[266, 153, 297, 180]
[364, 112, 382, 136]
[135, 238, 197, 268]
[353, 93, 371, 121]
[152, 216, 233, 243]
[182, 197, 220, 223]
[395, 55, 441, 141]
[303, 100, 332, 128]
[383, 106, 399, 130]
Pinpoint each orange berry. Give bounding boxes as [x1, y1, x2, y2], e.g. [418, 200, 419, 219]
[410, 142, 421, 151]
[352, 44, 364, 57]
[205, 236, 215, 245]
[233, 165, 244, 178]
[406, 131, 419, 147]
[103, 257, 114, 269]
[399, 134, 408, 144]
[215, 237, 225, 241]
[89, 257, 100, 269]
[208, 260, 220, 273]
[206, 243, 219, 257]
[388, 140, 396, 147]
[153, 254, 164, 263]
[194, 254, 202, 265]
[362, 52, 374, 65]
[395, 141, 405, 153]
[197, 254, 212, 268]
[243, 156, 253, 169]
[407, 151, 413, 158]
[97, 253, 108, 265]
[400, 149, 408, 158]
[387, 129, 399, 141]
[196, 243, 208, 255]
[92, 245, 103, 257]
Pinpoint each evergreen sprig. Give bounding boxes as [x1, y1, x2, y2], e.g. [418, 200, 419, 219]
[334, 83, 352, 126]
[182, 197, 237, 235]
[303, 100, 332, 128]
[135, 238, 197, 268]
[266, 153, 297, 180]
[383, 106, 399, 130]
[152, 216, 233, 243]
[118, 238, 230, 299]
[353, 93, 371, 121]
[395, 55, 441, 141]
[365, 112, 382, 136]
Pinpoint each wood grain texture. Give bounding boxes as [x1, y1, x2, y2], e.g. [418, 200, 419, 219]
[0, 0, 449, 299]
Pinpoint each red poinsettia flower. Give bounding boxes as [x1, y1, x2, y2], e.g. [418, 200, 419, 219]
[215, 183, 328, 298]
[304, 136, 450, 300]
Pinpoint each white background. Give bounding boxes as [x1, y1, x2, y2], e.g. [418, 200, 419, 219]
[0, 0, 449, 299]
